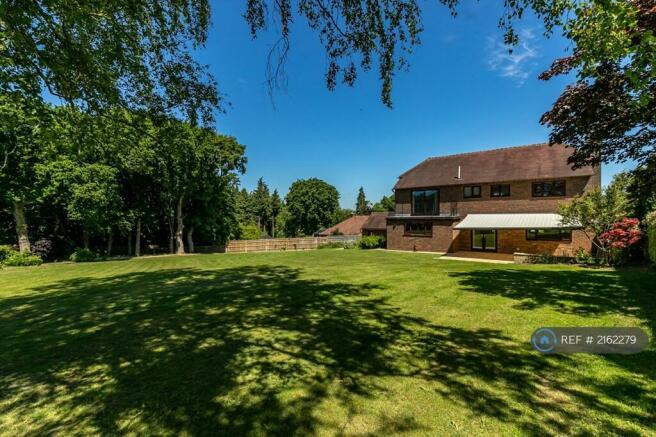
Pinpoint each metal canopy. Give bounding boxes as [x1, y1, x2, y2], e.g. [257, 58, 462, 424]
[454, 213, 575, 230]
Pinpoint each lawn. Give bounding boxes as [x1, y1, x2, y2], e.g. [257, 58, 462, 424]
[0, 250, 654, 436]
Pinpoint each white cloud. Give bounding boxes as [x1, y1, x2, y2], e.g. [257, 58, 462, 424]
[486, 28, 539, 85]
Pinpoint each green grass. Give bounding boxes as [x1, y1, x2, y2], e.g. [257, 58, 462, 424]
[0, 250, 654, 436]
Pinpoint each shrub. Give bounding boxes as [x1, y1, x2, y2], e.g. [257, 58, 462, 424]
[358, 235, 385, 249]
[31, 238, 54, 260]
[0, 245, 14, 263]
[599, 218, 643, 265]
[239, 224, 261, 240]
[574, 248, 594, 265]
[70, 248, 100, 262]
[342, 240, 357, 249]
[3, 251, 43, 266]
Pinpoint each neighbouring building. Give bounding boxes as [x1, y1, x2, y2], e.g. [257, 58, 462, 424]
[317, 212, 389, 238]
[361, 212, 388, 237]
[317, 215, 371, 237]
[386, 143, 600, 255]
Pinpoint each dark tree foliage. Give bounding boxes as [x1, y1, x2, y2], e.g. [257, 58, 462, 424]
[541, 62, 655, 168]
[627, 163, 656, 220]
[355, 187, 369, 215]
[0, 0, 219, 123]
[540, 0, 656, 170]
[243, 0, 567, 107]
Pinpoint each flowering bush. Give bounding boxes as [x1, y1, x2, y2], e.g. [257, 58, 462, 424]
[599, 218, 643, 249]
[599, 218, 643, 265]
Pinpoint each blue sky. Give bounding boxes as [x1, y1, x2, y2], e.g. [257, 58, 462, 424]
[202, 1, 632, 208]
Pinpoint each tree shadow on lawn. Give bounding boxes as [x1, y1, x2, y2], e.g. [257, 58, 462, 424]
[449, 266, 656, 433]
[0, 265, 651, 435]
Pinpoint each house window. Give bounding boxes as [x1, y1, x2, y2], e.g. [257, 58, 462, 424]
[526, 229, 572, 241]
[491, 184, 510, 197]
[411, 189, 438, 215]
[532, 181, 566, 197]
[405, 222, 432, 236]
[463, 186, 481, 198]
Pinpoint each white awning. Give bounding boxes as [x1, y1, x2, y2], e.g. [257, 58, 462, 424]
[454, 213, 575, 230]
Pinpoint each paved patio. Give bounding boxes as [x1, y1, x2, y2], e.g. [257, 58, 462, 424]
[439, 251, 514, 264]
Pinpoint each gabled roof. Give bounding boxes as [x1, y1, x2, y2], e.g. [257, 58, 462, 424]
[362, 212, 388, 230]
[318, 215, 370, 236]
[394, 143, 595, 190]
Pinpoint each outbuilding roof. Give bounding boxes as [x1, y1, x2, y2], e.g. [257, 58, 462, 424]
[362, 212, 388, 230]
[394, 143, 595, 190]
[454, 213, 578, 230]
[317, 215, 370, 236]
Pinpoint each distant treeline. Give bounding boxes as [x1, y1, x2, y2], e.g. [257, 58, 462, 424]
[1, 94, 246, 258]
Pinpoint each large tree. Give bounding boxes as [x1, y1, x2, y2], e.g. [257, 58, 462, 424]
[559, 173, 631, 261]
[0, 0, 218, 123]
[243, 0, 567, 107]
[372, 194, 395, 213]
[355, 187, 370, 215]
[285, 178, 340, 236]
[540, 0, 655, 170]
[156, 120, 245, 254]
[0, 92, 53, 251]
[253, 177, 272, 233]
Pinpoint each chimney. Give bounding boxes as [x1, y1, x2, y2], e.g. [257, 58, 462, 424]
[455, 165, 461, 180]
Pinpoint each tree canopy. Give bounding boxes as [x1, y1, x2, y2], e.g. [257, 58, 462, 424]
[0, 101, 246, 257]
[285, 178, 340, 236]
[1, 0, 218, 123]
[540, 0, 655, 170]
[355, 187, 370, 215]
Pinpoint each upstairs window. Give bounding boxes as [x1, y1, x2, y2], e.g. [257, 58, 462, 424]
[532, 181, 566, 197]
[405, 222, 432, 236]
[463, 185, 481, 198]
[491, 184, 510, 197]
[412, 189, 438, 215]
[526, 229, 572, 241]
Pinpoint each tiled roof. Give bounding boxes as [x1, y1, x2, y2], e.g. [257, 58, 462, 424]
[394, 143, 596, 190]
[362, 212, 388, 230]
[318, 215, 370, 236]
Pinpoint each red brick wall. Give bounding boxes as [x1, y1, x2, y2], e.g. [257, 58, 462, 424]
[450, 229, 592, 255]
[389, 170, 600, 254]
[387, 220, 456, 252]
[394, 174, 600, 216]
[497, 229, 591, 256]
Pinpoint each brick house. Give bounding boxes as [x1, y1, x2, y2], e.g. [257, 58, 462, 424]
[386, 143, 600, 255]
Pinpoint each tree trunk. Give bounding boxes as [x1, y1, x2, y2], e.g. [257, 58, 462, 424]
[12, 200, 31, 252]
[127, 230, 132, 256]
[107, 229, 114, 256]
[168, 214, 175, 254]
[272, 214, 275, 238]
[135, 217, 142, 257]
[82, 230, 90, 250]
[175, 195, 185, 255]
[187, 225, 194, 253]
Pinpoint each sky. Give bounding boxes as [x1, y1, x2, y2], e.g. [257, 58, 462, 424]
[199, 1, 633, 208]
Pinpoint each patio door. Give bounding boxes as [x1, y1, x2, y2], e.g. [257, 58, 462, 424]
[472, 229, 497, 251]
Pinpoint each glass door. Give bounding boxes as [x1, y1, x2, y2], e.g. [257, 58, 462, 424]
[472, 229, 496, 251]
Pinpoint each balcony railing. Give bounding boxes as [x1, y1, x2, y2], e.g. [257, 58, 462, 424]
[390, 202, 459, 218]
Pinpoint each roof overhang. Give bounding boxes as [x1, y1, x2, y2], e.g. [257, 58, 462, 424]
[454, 213, 578, 230]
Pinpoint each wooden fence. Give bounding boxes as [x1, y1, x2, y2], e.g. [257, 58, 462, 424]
[226, 235, 359, 253]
